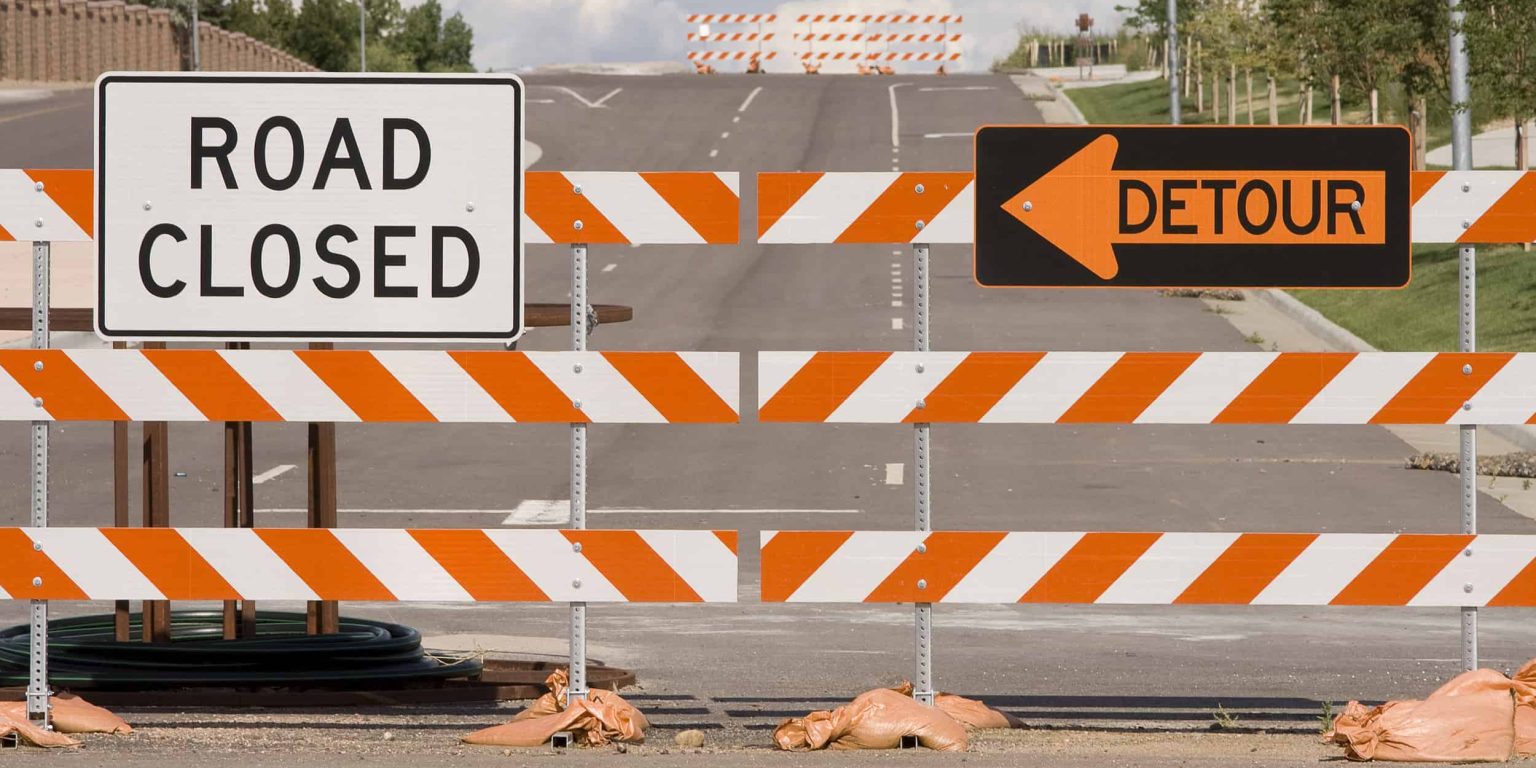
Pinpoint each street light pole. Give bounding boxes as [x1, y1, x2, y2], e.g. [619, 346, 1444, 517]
[359, 0, 367, 72]
[190, 0, 200, 71]
[1167, 0, 1179, 124]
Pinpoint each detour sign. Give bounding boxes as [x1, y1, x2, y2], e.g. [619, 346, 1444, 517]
[973, 126, 1411, 288]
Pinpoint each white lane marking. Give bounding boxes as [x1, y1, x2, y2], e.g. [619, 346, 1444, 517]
[892, 318, 904, 330]
[737, 85, 764, 113]
[919, 86, 994, 92]
[542, 86, 622, 108]
[888, 82, 911, 148]
[252, 464, 296, 484]
[892, 300, 903, 307]
[497, 501, 860, 526]
[602, 263, 617, 273]
[885, 463, 904, 485]
[721, 131, 730, 139]
[732, 115, 741, 123]
[709, 149, 719, 158]
[892, 165, 900, 171]
[528, 99, 556, 104]
[591, 87, 623, 107]
[924, 132, 972, 139]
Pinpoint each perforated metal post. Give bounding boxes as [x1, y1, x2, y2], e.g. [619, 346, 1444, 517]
[1449, 0, 1478, 673]
[912, 241, 934, 706]
[1167, 0, 1180, 125]
[27, 240, 51, 727]
[569, 240, 589, 701]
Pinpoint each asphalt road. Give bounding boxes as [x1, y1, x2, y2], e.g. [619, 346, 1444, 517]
[1, 74, 1533, 742]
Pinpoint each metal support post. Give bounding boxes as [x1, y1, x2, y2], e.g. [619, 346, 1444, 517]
[1167, 0, 1180, 125]
[912, 241, 934, 707]
[27, 241, 51, 727]
[189, 0, 200, 71]
[113, 340, 130, 643]
[569, 242, 589, 702]
[1448, 0, 1478, 673]
[307, 341, 339, 636]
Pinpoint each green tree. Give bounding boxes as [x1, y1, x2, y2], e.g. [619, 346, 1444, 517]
[289, 0, 356, 71]
[1460, 0, 1536, 170]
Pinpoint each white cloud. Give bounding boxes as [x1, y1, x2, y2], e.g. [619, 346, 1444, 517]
[440, 0, 1129, 73]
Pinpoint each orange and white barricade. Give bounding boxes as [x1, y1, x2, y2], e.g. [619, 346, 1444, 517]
[761, 531, 1536, 607]
[685, 14, 776, 72]
[0, 528, 738, 602]
[3, 169, 741, 245]
[757, 171, 1536, 245]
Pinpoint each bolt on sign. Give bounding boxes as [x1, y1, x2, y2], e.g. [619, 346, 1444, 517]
[973, 126, 1411, 288]
[95, 73, 523, 341]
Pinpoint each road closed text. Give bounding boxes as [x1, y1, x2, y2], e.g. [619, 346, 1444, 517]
[96, 74, 522, 341]
[136, 116, 480, 301]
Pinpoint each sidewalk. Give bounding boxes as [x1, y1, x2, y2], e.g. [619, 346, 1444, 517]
[1426, 123, 1529, 168]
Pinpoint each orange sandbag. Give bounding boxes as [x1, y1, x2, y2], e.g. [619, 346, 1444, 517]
[888, 681, 1025, 730]
[937, 693, 1026, 730]
[773, 687, 968, 751]
[0, 693, 130, 747]
[1327, 668, 1517, 762]
[1511, 659, 1536, 756]
[463, 669, 648, 748]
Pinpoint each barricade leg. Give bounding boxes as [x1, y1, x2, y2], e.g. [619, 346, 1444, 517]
[26, 240, 51, 726]
[113, 342, 130, 643]
[569, 241, 589, 701]
[307, 343, 340, 636]
[912, 241, 934, 706]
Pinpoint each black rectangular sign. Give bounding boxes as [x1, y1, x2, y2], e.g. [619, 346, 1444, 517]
[973, 126, 1411, 288]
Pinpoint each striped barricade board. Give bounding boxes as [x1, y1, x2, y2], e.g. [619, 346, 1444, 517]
[3, 169, 740, 245]
[0, 528, 738, 602]
[0, 350, 738, 423]
[758, 351, 1536, 425]
[759, 531, 1536, 607]
[755, 171, 1536, 244]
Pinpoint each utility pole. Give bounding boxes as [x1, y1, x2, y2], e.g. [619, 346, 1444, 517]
[1167, 0, 1180, 124]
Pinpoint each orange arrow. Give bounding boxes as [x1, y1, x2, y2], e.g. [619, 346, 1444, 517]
[1001, 134, 1388, 280]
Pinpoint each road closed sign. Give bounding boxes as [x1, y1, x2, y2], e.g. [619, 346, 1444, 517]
[95, 73, 523, 341]
[974, 126, 1411, 288]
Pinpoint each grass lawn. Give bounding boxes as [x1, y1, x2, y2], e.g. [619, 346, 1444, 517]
[1291, 245, 1536, 352]
[1066, 77, 1535, 353]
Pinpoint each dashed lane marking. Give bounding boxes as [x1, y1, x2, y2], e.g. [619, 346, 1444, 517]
[885, 463, 904, 485]
[737, 85, 764, 113]
[252, 464, 296, 484]
[918, 86, 995, 92]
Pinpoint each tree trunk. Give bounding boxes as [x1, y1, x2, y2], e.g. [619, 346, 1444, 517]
[1330, 73, 1341, 125]
[1369, 87, 1379, 125]
[1228, 64, 1241, 125]
[1518, 118, 1529, 171]
[1245, 69, 1254, 124]
[1412, 96, 1428, 170]
[1196, 60, 1204, 114]
[1267, 74, 1277, 125]
[1212, 68, 1220, 119]
[1183, 37, 1192, 97]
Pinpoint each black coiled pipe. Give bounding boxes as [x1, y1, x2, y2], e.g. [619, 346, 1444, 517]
[0, 611, 482, 688]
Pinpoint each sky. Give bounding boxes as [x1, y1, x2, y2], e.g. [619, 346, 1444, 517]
[439, 0, 1132, 74]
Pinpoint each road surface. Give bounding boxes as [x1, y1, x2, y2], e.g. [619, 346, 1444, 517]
[0, 74, 1531, 747]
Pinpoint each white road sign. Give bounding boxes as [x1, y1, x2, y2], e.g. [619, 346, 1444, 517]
[95, 73, 523, 341]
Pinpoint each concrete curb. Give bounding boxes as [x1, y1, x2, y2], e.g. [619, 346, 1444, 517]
[1254, 289, 1536, 453]
[1054, 86, 1088, 125]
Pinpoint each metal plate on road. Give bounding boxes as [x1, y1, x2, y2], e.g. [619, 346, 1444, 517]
[95, 73, 523, 342]
[973, 126, 1411, 288]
